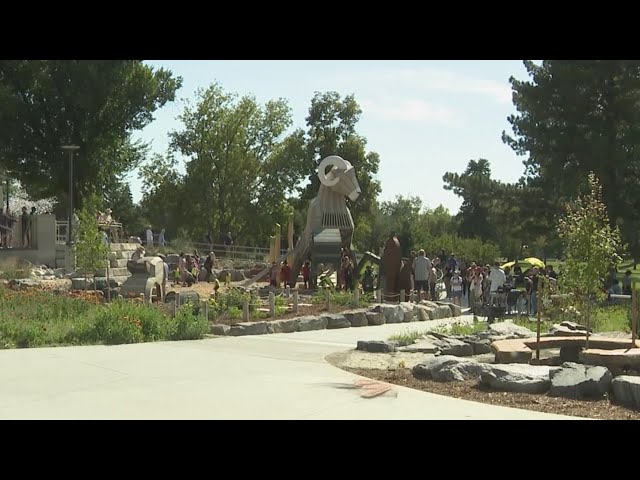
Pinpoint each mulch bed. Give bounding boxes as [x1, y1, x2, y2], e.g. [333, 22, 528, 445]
[344, 367, 640, 420]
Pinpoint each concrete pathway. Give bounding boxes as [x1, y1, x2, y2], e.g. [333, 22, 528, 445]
[0, 315, 577, 419]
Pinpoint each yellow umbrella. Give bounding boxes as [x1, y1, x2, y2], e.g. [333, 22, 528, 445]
[523, 257, 545, 268]
[501, 261, 516, 269]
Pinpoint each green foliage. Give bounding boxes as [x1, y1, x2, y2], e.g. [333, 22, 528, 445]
[0, 287, 209, 349]
[557, 173, 622, 301]
[503, 60, 640, 261]
[167, 304, 210, 340]
[75, 192, 109, 276]
[0, 60, 182, 207]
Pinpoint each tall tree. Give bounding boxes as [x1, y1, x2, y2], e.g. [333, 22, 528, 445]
[502, 60, 640, 254]
[168, 83, 305, 245]
[0, 60, 182, 208]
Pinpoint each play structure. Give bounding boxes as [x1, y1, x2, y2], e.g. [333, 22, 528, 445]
[119, 256, 166, 303]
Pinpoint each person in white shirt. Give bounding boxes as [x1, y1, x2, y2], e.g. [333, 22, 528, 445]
[145, 227, 154, 247]
[412, 249, 431, 297]
[489, 261, 507, 307]
[450, 269, 463, 306]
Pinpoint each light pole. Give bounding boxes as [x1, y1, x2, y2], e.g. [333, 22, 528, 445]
[61, 145, 80, 246]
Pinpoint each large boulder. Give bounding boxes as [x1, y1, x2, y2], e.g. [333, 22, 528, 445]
[412, 356, 489, 382]
[611, 376, 640, 410]
[266, 318, 300, 334]
[342, 310, 368, 327]
[365, 312, 385, 326]
[480, 364, 558, 394]
[486, 321, 534, 339]
[324, 313, 351, 329]
[435, 301, 462, 317]
[398, 302, 417, 322]
[549, 362, 612, 399]
[424, 333, 473, 357]
[217, 269, 246, 282]
[415, 304, 435, 321]
[371, 304, 404, 324]
[462, 336, 493, 355]
[297, 315, 328, 332]
[397, 340, 440, 354]
[210, 324, 230, 336]
[356, 340, 397, 353]
[229, 321, 268, 336]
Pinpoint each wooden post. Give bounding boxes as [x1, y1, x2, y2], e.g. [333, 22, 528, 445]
[285, 286, 291, 298]
[354, 288, 360, 308]
[400, 290, 405, 303]
[325, 289, 331, 311]
[376, 289, 382, 304]
[106, 258, 111, 302]
[176, 293, 181, 307]
[172, 297, 177, 317]
[243, 298, 250, 322]
[536, 277, 544, 361]
[585, 294, 591, 350]
[293, 290, 299, 314]
[269, 291, 275, 318]
[203, 299, 209, 321]
[632, 287, 638, 348]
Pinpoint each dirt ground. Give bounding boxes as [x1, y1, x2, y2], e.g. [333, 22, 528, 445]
[344, 367, 640, 420]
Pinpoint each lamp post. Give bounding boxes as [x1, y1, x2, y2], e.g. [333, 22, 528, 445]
[61, 145, 80, 246]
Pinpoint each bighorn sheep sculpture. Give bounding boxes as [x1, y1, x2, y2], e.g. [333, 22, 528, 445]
[288, 155, 361, 286]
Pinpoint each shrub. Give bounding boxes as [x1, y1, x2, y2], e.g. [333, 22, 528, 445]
[167, 304, 209, 340]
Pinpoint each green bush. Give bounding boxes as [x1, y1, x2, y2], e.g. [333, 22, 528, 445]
[167, 304, 209, 340]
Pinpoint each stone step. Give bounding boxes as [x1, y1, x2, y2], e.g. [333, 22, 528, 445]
[114, 251, 134, 260]
[94, 267, 130, 277]
[110, 258, 129, 268]
[109, 243, 140, 252]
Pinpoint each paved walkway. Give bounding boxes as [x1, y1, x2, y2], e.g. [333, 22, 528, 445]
[0, 315, 576, 419]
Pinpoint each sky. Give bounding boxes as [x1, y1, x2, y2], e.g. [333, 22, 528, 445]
[129, 60, 532, 214]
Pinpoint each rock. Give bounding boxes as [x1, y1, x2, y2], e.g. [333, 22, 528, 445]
[71, 277, 93, 290]
[559, 346, 582, 362]
[365, 312, 385, 326]
[94, 277, 121, 290]
[217, 269, 246, 282]
[436, 301, 462, 317]
[397, 341, 440, 354]
[356, 340, 397, 353]
[560, 320, 589, 332]
[464, 337, 492, 355]
[342, 310, 368, 327]
[414, 304, 435, 321]
[423, 334, 473, 357]
[398, 302, 417, 322]
[10, 278, 42, 289]
[419, 300, 439, 309]
[266, 318, 300, 334]
[549, 362, 612, 399]
[550, 325, 589, 337]
[210, 324, 230, 336]
[611, 376, 640, 410]
[431, 305, 451, 319]
[297, 315, 328, 332]
[371, 304, 404, 324]
[229, 321, 268, 336]
[488, 321, 534, 339]
[412, 356, 488, 382]
[324, 313, 351, 329]
[480, 364, 557, 394]
[165, 290, 200, 305]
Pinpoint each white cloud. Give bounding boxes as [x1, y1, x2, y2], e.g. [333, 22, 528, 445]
[379, 68, 512, 104]
[322, 65, 513, 105]
[360, 97, 461, 125]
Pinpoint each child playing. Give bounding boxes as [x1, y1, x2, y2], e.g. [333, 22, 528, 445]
[450, 269, 463, 306]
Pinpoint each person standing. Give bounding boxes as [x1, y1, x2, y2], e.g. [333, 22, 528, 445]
[412, 249, 431, 297]
[158, 229, 166, 247]
[145, 227, 154, 247]
[450, 269, 463, 306]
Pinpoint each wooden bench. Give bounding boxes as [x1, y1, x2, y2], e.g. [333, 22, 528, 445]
[580, 348, 640, 368]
